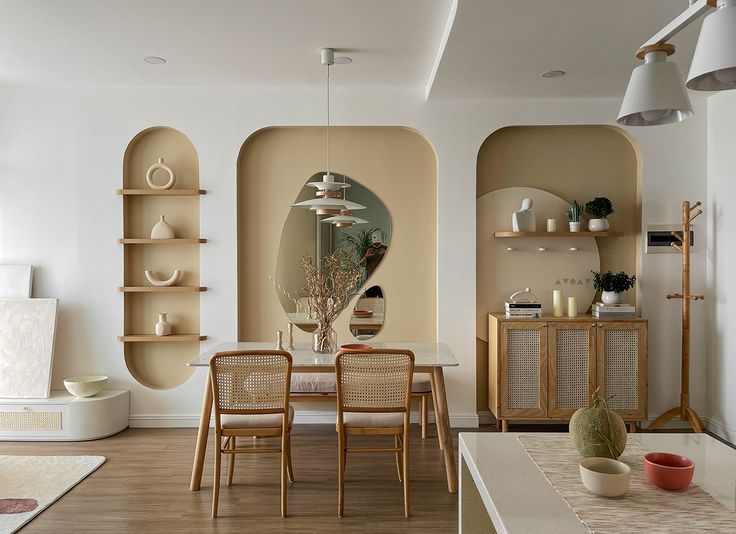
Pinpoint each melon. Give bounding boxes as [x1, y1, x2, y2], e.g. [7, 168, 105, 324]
[569, 392, 627, 459]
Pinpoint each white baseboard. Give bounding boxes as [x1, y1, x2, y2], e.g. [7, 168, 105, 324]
[129, 412, 481, 429]
[703, 417, 736, 444]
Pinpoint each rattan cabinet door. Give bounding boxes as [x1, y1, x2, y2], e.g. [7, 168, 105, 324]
[595, 321, 648, 420]
[499, 322, 547, 418]
[548, 322, 596, 419]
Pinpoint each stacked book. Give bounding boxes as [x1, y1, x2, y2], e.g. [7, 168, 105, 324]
[592, 302, 636, 318]
[505, 302, 542, 318]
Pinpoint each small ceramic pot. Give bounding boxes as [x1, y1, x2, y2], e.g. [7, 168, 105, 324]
[150, 215, 175, 239]
[588, 218, 610, 232]
[644, 452, 694, 491]
[601, 291, 624, 305]
[64, 375, 109, 398]
[155, 312, 172, 336]
[580, 457, 631, 497]
[569, 221, 581, 232]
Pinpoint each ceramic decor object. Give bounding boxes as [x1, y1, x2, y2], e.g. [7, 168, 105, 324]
[579, 457, 631, 497]
[63, 375, 108, 398]
[569, 221, 582, 232]
[512, 198, 536, 232]
[601, 291, 623, 304]
[643, 452, 694, 491]
[150, 215, 175, 239]
[588, 218, 610, 232]
[154, 313, 172, 336]
[145, 270, 182, 287]
[145, 158, 176, 190]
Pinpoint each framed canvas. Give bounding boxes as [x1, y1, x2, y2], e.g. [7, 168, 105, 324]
[0, 265, 33, 298]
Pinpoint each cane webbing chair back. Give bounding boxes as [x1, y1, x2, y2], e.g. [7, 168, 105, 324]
[336, 349, 414, 413]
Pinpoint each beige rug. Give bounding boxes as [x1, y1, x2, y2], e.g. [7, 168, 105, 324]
[0, 455, 105, 534]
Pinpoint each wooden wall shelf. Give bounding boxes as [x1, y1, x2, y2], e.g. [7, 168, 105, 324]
[118, 334, 207, 342]
[117, 238, 206, 245]
[117, 286, 207, 293]
[117, 189, 206, 196]
[493, 231, 623, 238]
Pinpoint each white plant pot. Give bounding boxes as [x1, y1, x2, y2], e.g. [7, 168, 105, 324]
[569, 221, 581, 232]
[601, 291, 623, 304]
[588, 218, 610, 232]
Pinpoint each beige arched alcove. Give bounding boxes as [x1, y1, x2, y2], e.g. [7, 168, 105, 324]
[121, 126, 203, 389]
[237, 126, 438, 344]
[475, 125, 642, 413]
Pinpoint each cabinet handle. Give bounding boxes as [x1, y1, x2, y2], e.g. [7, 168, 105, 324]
[597, 323, 603, 327]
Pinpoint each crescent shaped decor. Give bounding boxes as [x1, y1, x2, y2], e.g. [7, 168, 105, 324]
[145, 270, 182, 287]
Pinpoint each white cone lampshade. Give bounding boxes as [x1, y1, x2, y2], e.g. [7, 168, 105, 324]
[686, 1, 736, 91]
[617, 49, 693, 126]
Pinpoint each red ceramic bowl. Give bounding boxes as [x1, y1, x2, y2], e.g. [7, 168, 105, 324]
[644, 452, 694, 491]
[340, 343, 372, 351]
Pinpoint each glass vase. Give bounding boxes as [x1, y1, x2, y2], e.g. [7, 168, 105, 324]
[312, 322, 337, 353]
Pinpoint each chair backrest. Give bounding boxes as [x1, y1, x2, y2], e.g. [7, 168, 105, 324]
[209, 350, 292, 418]
[335, 349, 414, 413]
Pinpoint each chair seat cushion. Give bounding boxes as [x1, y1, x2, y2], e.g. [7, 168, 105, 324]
[221, 405, 294, 429]
[411, 373, 431, 393]
[291, 373, 336, 393]
[343, 411, 404, 428]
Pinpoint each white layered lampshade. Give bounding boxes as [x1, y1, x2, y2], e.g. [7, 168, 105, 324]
[686, 0, 736, 91]
[291, 197, 366, 216]
[617, 49, 693, 126]
[321, 210, 369, 228]
[306, 173, 351, 195]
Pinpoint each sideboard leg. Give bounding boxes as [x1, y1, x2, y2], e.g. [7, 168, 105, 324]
[501, 419, 509, 433]
[495, 418, 501, 431]
[629, 421, 638, 433]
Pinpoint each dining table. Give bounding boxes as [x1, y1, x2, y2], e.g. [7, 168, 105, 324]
[187, 341, 459, 493]
[286, 312, 385, 335]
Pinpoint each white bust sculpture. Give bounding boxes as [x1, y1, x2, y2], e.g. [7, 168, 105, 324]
[512, 198, 536, 232]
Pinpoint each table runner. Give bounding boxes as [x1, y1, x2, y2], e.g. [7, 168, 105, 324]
[518, 434, 735, 533]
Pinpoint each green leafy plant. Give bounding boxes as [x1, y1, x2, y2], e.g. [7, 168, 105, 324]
[567, 200, 584, 222]
[585, 197, 614, 218]
[591, 270, 636, 293]
[340, 227, 381, 263]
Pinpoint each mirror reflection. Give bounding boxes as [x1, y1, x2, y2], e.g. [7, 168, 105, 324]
[350, 286, 385, 340]
[275, 172, 391, 332]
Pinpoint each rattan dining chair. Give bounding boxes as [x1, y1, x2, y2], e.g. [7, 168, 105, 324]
[209, 350, 294, 518]
[335, 349, 415, 517]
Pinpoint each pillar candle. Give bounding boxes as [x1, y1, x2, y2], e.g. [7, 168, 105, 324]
[552, 289, 563, 317]
[546, 218, 557, 232]
[567, 296, 578, 318]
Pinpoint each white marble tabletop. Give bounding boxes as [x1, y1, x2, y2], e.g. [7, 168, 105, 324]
[458, 432, 736, 534]
[189, 341, 458, 368]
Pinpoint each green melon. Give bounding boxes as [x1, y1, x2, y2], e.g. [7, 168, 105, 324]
[569, 393, 627, 459]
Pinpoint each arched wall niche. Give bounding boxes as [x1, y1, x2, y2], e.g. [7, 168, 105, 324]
[475, 124, 642, 413]
[122, 126, 201, 389]
[237, 126, 438, 344]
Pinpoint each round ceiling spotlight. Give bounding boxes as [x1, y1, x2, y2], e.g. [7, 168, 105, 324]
[541, 70, 566, 78]
[144, 56, 167, 64]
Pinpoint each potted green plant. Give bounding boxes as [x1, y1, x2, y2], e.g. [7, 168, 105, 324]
[567, 200, 584, 232]
[585, 197, 614, 232]
[591, 270, 636, 304]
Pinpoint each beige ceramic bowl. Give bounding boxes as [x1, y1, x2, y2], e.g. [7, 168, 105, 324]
[63, 375, 109, 398]
[579, 457, 631, 497]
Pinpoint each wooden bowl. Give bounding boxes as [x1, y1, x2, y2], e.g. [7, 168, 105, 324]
[644, 452, 694, 491]
[340, 343, 372, 351]
[579, 457, 631, 497]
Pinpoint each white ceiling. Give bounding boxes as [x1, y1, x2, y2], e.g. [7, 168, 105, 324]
[0, 0, 707, 98]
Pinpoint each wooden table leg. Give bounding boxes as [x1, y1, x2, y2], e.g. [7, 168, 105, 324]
[432, 367, 457, 493]
[190, 371, 213, 491]
[429, 373, 445, 450]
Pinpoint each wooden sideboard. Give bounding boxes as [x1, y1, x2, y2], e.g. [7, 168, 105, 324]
[488, 314, 647, 432]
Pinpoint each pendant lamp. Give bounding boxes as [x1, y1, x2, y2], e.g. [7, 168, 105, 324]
[686, 0, 736, 91]
[617, 44, 693, 126]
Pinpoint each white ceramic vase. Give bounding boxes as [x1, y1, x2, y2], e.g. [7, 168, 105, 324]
[150, 215, 175, 239]
[588, 218, 610, 232]
[569, 221, 581, 232]
[146, 158, 176, 190]
[155, 312, 172, 336]
[601, 291, 623, 304]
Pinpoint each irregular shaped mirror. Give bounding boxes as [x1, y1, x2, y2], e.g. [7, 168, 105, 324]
[350, 286, 385, 340]
[275, 172, 391, 332]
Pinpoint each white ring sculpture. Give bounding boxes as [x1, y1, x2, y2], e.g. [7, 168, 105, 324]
[145, 270, 182, 287]
[145, 158, 176, 190]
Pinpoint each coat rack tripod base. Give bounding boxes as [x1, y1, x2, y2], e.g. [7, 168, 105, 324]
[648, 200, 704, 433]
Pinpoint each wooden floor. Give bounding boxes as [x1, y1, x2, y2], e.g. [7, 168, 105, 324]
[1, 424, 508, 534]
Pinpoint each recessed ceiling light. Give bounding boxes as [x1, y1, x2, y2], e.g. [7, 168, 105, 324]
[542, 70, 566, 78]
[144, 56, 167, 65]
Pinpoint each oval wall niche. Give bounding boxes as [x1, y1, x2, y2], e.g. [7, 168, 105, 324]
[121, 126, 203, 390]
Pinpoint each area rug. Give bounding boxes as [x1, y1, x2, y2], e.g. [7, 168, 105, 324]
[0, 455, 105, 534]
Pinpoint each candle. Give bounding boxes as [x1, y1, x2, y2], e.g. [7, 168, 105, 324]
[552, 289, 563, 317]
[567, 296, 578, 318]
[546, 218, 557, 232]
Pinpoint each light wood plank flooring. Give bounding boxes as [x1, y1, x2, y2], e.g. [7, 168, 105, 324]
[1, 425, 495, 534]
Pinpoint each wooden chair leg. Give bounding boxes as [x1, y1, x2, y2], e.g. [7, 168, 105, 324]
[227, 436, 236, 486]
[338, 429, 346, 517]
[429, 374, 445, 450]
[394, 435, 403, 482]
[286, 431, 294, 483]
[281, 430, 288, 518]
[421, 395, 428, 440]
[402, 419, 410, 517]
[212, 436, 222, 518]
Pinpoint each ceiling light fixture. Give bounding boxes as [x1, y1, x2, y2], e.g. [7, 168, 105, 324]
[143, 56, 167, 64]
[541, 70, 566, 78]
[322, 176, 368, 228]
[618, 0, 736, 126]
[292, 48, 363, 215]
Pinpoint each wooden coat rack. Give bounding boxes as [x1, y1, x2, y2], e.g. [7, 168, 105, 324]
[648, 201, 704, 433]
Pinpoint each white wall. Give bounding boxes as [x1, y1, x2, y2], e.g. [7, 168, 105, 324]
[0, 86, 707, 427]
[706, 91, 736, 442]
